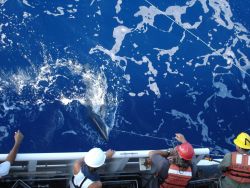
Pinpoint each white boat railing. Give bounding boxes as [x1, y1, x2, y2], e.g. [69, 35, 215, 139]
[0, 148, 210, 161]
[0, 147, 223, 188]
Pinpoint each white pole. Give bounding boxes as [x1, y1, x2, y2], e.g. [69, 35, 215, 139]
[0, 148, 209, 161]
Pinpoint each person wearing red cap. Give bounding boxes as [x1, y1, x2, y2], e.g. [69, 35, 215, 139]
[148, 133, 195, 188]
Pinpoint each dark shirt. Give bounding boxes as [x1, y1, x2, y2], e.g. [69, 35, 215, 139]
[81, 164, 100, 181]
[151, 151, 196, 179]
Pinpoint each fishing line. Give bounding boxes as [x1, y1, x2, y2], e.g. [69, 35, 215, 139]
[113, 128, 227, 159]
[113, 128, 168, 141]
[142, 0, 250, 77]
[113, 128, 206, 148]
[113, 128, 179, 147]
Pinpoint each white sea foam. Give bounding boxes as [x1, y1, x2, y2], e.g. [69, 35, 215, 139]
[147, 77, 160, 97]
[134, 6, 162, 32]
[60, 97, 73, 105]
[23, 12, 31, 18]
[9, 69, 32, 94]
[1, 33, 6, 44]
[198, 0, 209, 13]
[44, 7, 65, 17]
[113, 16, 123, 24]
[133, 43, 138, 48]
[213, 82, 246, 100]
[0, 55, 119, 138]
[155, 46, 179, 62]
[111, 25, 131, 55]
[67, 8, 77, 14]
[90, 0, 95, 6]
[153, 118, 165, 133]
[0, 0, 7, 5]
[22, 0, 34, 8]
[0, 126, 9, 142]
[115, 0, 123, 14]
[128, 92, 136, 97]
[165, 62, 179, 76]
[89, 45, 128, 71]
[225, 134, 235, 147]
[83, 70, 107, 113]
[123, 74, 131, 84]
[197, 111, 212, 142]
[0, 24, 3, 33]
[208, 0, 234, 29]
[167, 109, 198, 130]
[138, 92, 146, 97]
[62, 130, 77, 135]
[146, 60, 157, 77]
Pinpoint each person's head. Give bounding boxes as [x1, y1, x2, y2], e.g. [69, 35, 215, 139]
[234, 132, 250, 153]
[174, 143, 194, 170]
[84, 148, 106, 171]
[176, 143, 194, 161]
[173, 156, 191, 170]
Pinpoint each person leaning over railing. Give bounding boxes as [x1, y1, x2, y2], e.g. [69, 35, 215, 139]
[71, 148, 114, 188]
[147, 133, 195, 188]
[219, 132, 250, 188]
[0, 130, 24, 178]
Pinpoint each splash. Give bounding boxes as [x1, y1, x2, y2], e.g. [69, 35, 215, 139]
[0, 58, 119, 144]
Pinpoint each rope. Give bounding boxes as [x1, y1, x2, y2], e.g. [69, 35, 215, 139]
[142, 0, 250, 77]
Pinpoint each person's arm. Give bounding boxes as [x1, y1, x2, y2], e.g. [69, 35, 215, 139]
[149, 150, 170, 158]
[6, 130, 24, 164]
[175, 133, 187, 144]
[218, 153, 231, 172]
[88, 181, 102, 188]
[73, 160, 82, 175]
[105, 149, 114, 159]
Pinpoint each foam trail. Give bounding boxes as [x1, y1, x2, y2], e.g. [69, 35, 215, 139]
[142, 0, 250, 77]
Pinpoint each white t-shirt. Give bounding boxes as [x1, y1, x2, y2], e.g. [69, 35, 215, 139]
[0, 161, 11, 177]
[72, 170, 94, 188]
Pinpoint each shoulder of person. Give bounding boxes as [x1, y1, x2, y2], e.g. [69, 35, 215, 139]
[88, 181, 102, 188]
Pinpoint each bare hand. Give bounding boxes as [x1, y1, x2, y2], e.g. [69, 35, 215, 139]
[106, 149, 115, 159]
[175, 133, 187, 143]
[14, 130, 24, 145]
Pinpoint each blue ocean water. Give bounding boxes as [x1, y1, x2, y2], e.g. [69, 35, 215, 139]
[0, 0, 249, 154]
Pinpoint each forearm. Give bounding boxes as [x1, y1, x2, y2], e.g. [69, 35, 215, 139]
[6, 143, 21, 164]
[218, 153, 231, 172]
[149, 150, 169, 158]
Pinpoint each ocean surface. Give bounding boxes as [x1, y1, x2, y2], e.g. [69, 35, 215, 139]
[0, 0, 249, 154]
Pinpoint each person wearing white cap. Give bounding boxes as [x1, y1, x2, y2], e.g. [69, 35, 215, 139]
[71, 148, 114, 188]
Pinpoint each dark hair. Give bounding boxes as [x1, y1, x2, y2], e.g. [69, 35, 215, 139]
[241, 148, 250, 153]
[87, 165, 98, 172]
[173, 156, 191, 170]
[237, 146, 250, 153]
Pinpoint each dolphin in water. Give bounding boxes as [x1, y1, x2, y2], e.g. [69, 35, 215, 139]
[87, 107, 109, 141]
[90, 113, 109, 141]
